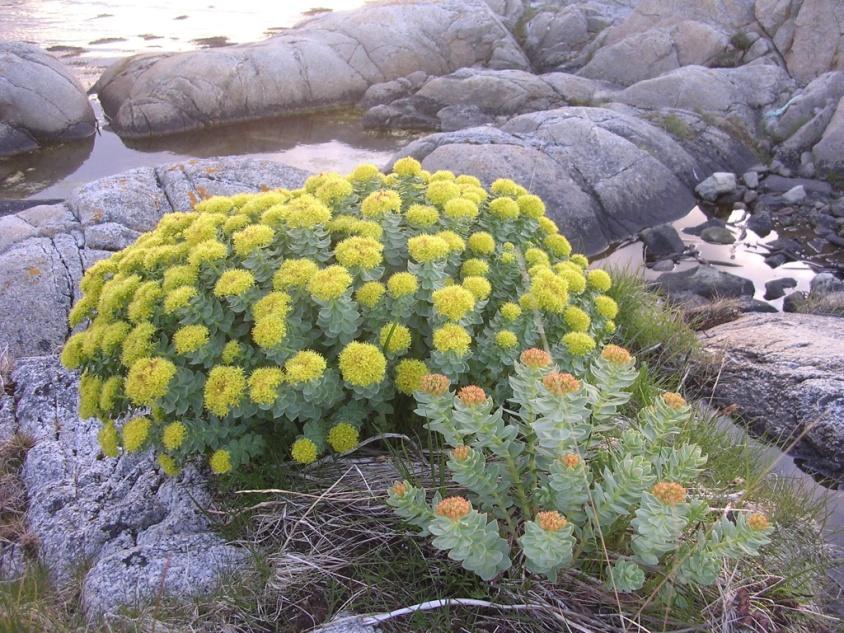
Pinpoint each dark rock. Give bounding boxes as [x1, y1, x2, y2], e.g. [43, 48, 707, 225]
[764, 277, 798, 300]
[699, 226, 736, 244]
[650, 259, 675, 272]
[654, 264, 754, 301]
[362, 96, 442, 131]
[437, 105, 495, 132]
[739, 298, 778, 313]
[760, 175, 833, 195]
[783, 291, 807, 312]
[811, 272, 844, 296]
[764, 252, 789, 268]
[683, 217, 726, 236]
[747, 208, 773, 237]
[639, 224, 686, 261]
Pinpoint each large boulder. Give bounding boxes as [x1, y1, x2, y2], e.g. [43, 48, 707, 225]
[390, 106, 755, 254]
[0, 42, 96, 156]
[701, 313, 844, 479]
[0, 158, 308, 359]
[812, 97, 844, 183]
[11, 356, 246, 619]
[654, 265, 755, 302]
[94, 0, 529, 138]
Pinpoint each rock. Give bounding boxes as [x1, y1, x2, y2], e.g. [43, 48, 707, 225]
[523, 4, 593, 71]
[742, 171, 759, 189]
[0, 42, 96, 156]
[314, 614, 380, 633]
[0, 215, 39, 254]
[760, 175, 832, 195]
[482, 0, 525, 32]
[654, 264, 754, 302]
[362, 96, 442, 131]
[764, 277, 798, 300]
[782, 185, 807, 204]
[358, 73, 427, 109]
[782, 291, 807, 312]
[747, 208, 773, 237]
[10, 357, 247, 619]
[94, 0, 529, 138]
[810, 272, 844, 296]
[651, 259, 676, 272]
[701, 313, 844, 478]
[683, 217, 727, 237]
[639, 224, 686, 261]
[695, 172, 737, 202]
[798, 151, 816, 178]
[765, 71, 844, 145]
[437, 105, 496, 132]
[813, 97, 844, 183]
[0, 543, 25, 581]
[768, 0, 844, 84]
[699, 226, 736, 244]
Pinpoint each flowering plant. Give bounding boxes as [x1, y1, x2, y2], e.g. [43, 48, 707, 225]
[388, 346, 772, 590]
[60, 158, 618, 475]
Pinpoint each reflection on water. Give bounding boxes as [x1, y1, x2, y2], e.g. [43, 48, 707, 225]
[1, 0, 365, 88]
[595, 207, 816, 309]
[0, 100, 411, 200]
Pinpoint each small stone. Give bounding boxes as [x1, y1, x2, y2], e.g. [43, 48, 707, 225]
[651, 259, 675, 272]
[747, 208, 773, 237]
[695, 172, 737, 202]
[742, 171, 759, 188]
[782, 291, 807, 312]
[683, 217, 726, 236]
[782, 185, 807, 204]
[764, 277, 797, 300]
[655, 265, 754, 301]
[700, 226, 736, 244]
[798, 152, 816, 178]
[744, 190, 758, 203]
[639, 224, 686, 261]
[811, 273, 844, 297]
[764, 253, 788, 268]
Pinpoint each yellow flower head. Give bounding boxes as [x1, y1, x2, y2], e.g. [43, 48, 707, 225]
[435, 496, 471, 521]
[308, 265, 352, 301]
[101, 321, 132, 355]
[495, 330, 518, 349]
[274, 258, 318, 290]
[78, 373, 102, 419]
[518, 194, 546, 218]
[172, 324, 210, 355]
[458, 385, 487, 406]
[406, 204, 439, 228]
[291, 437, 318, 464]
[315, 176, 353, 206]
[570, 254, 589, 268]
[252, 316, 287, 349]
[339, 342, 387, 387]
[588, 269, 612, 291]
[253, 291, 291, 321]
[97, 273, 142, 319]
[652, 481, 686, 506]
[163, 286, 198, 316]
[157, 453, 181, 477]
[394, 358, 429, 395]
[214, 269, 255, 298]
[249, 367, 285, 405]
[221, 340, 242, 364]
[529, 269, 569, 313]
[98, 376, 123, 413]
[426, 180, 461, 206]
[436, 231, 465, 254]
[128, 281, 162, 323]
[392, 156, 422, 178]
[204, 365, 246, 417]
[491, 178, 521, 197]
[543, 372, 581, 396]
[462, 276, 491, 300]
[122, 416, 151, 453]
[285, 350, 327, 384]
[432, 285, 475, 322]
[356, 281, 386, 308]
[536, 510, 568, 532]
[233, 224, 275, 257]
[223, 213, 250, 235]
[68, 294, 95, 328]
[544, 234, 571, 258]
[460, 258, 489, 278]
[443, 198, 478, 221]
[430, 169, 455, 181]
[361, 189, 401, 218]
[387, 272, 418, 298]
[525, 248, 550, 268]
[125, 357, 176, 406]
[184, 213, 226, 245]
[467, 232, 495, 256]
[121, 321, 156, 366]
[601, 344, 632, 365]
[557, 268, 586, 294]
[500, 302, 522, 322]
[195, 196, 234, 214]
[563, 332, 596, 356]
[662, 392, 687, 409]
[407, 234, 450, 263]
[284, 194, 332, 228]
[379, 323, 412, 354]
[61, 332, 86, 370]
[162, 265, 198, 291]
[162, 421, 188, 451]
[564, 306, 591, 332]
[327, 422, 359, 453]
[433, 324, 471, 356]
[520, 348, 551, 368]
[748, 513, 770, 531]
[350, 163, 381, 182]
[488, 197, 520, 220]
[98, 421, 119, 458]
[188, 239, 228, 268]
[420, 373, 450, 396]
[210, 449, 232, 474]
[594, 295, 618, 320]
[538, 216, 559, 235]
[334, 236, 384, 270]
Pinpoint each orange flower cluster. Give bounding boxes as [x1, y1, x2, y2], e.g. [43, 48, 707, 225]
[536, 510, 568, 532]
[520, 348, 552, 368]
[420, 373, 450, 396]
[458, 385, 487, 406]
[652, 481, 687, 506]
[601, 344, 633, 365]
[542, 372, 580, 396]
[435, 496, 472, 520]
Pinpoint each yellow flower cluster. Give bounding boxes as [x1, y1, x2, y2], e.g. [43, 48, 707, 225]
[285, 350, 327, 383]
[407, 234, 450, 263]
[433, 324, 471, 356]
[327, 422, 359, 453]
[339, 342, 387, 387]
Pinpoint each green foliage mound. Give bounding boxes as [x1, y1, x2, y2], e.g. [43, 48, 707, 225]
[60, 158, 619, 475]
[389, 346, 773, 592]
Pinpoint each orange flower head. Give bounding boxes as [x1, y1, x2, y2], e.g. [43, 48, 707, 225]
[452, 445, 471, 462]
[601, 344, 633, 365]
[662, 392, 687, 409]
[748, 513, 770, 531]
[536, 511, 568, 532]
[561, 453, 582, 470]
[543, 372, 580, 396]
[458, 385, 487, 407]
[435, 496, 471, 521]
[520, 348, 552, 368]
[390, 481, 407, 497]
[419, 373, 450, 396]
[652, 481, 687, 506]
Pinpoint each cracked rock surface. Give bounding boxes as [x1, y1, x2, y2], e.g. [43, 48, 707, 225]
[0, 157, 308, 358]
[11, 356, 247, 618]
[0, 42, 96, 157]
[94, 0, 528, 138]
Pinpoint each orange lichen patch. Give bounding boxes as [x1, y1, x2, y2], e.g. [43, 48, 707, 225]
[390, 481, 407, 497]
[652, 481, 687, 506]
[419, 373, 450, 396]
[561, 453, 581, 469]
[259, 184, 270, 192]
[457, 385, 486, 406]
[536, 510, 568, 532]
[748, 513, 770, 531]
[452, 445, 471, 462]
[188, 190, 198, 208]
[542, 372, 580, 396]
[435, 496, 471, 521]
[601, 344, 633, 365]
[205, 167, 219, 175]
[196, 186, 210, 200]
[520, 348, 551, 368]
[25, 267, 41, 277]
[662, 392, 687, 409]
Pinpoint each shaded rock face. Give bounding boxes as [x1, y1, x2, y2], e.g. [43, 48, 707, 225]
[0, 42, 96, 156]
[94, 0, 529, 138]
[654, 265, 755, 302]
[0, 157, 308, 358]
[11, 357, 246, 619]
[701, 313, 844, 480]
[390, 106, 756, 254]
